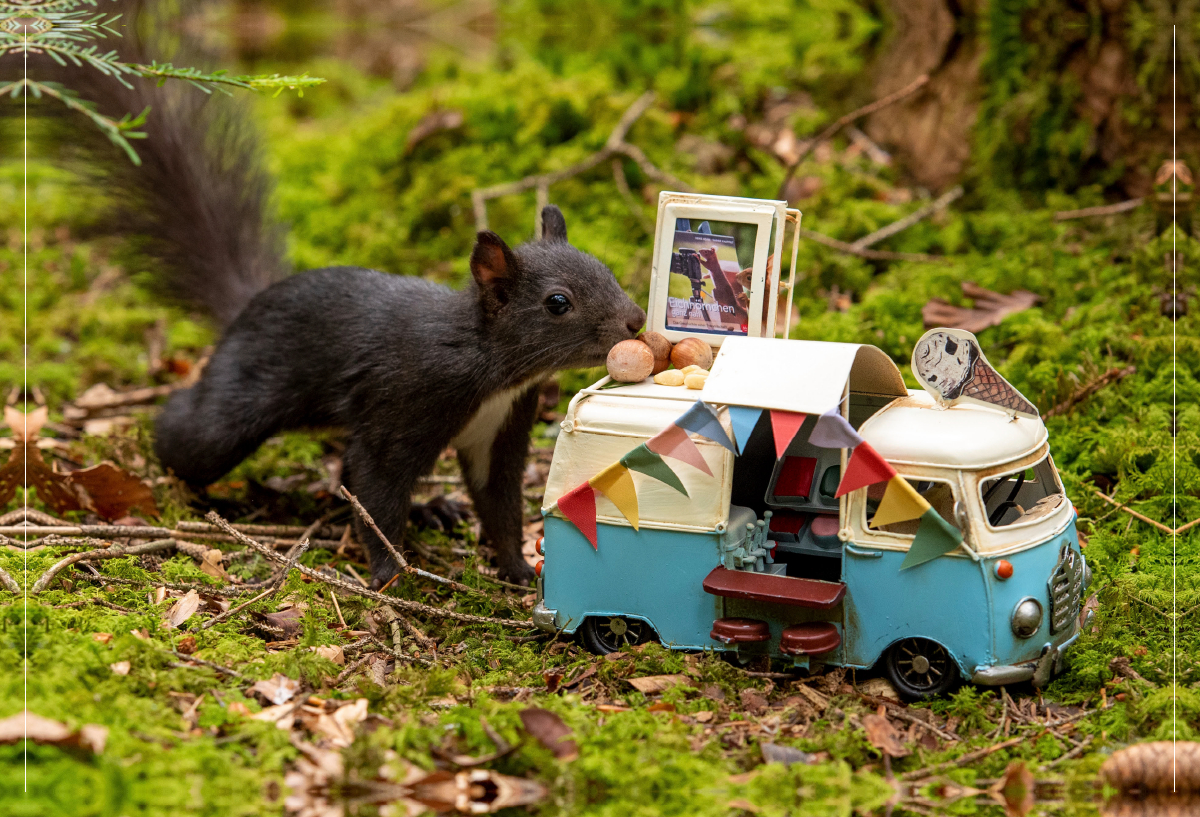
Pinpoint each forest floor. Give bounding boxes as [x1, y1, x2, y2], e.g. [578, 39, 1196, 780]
[3, 2, 1198, 815]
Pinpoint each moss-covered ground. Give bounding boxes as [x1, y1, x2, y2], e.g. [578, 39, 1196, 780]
[2, 1, 1197, 814]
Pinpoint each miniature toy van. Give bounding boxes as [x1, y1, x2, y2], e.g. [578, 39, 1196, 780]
[531, 193, 1089, 699]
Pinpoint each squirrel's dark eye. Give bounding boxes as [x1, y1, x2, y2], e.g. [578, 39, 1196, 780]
[544, 294, 573, 316]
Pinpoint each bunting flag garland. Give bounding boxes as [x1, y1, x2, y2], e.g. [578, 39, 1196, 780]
[768, 410, 808, 460]
[675, 401, 736, 452]
[871, 475, 931, 528]
[809, 406, 864, 449]
[621, 444, 688, 496]
[834, 441, 896, 497]
[646, 424, 713, 477]
[556, 482, 598, 548]
[589, 461, 640, 530]
[726, 406, 763, 455]
[900, 509, 964, 570]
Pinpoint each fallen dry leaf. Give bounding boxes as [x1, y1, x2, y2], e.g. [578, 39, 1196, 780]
[627, 674, 689, 694]
[922, 281, 1040, 335]
[227, 701, 251, 717]
[176, 635, 197, 655]
[647, 702, 676, 713]
[990, 760, 1034, 817]
[310, 645, 345, 666]
[251, 673, 301, 706]
[67, 461, 159, 520]
[0, 711, 107, 754]
[404, 109, 465, 154]
[694, 710, 714, 723]
[307, 698, 369, 748]
[519, 707, 578, 761]
[739, 688, 769, 715]
[0, 407, 82, 514]
[92, 633, 113, 645]
[254, 704, 296, 731]
[256, 607, 305, 639]
[861, 713, 910, 758]
[858, 677, 899, 700]
[164, 590, 201, 629]
[761, 743, 812, 767]
[109, 661, 131, 676]
[408, 769, 547, 814]
[198, 548, 228, 580]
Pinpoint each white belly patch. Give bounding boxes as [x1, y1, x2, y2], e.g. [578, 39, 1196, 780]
[451, 382, 536, 489]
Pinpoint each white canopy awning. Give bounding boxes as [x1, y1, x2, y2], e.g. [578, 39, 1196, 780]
[700, 337, 908, 414]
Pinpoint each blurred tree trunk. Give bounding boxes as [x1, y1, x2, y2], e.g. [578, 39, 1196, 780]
[866, 0, 1193, 198]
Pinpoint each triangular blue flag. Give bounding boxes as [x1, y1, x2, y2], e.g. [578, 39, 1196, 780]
[726, 406, 763, 455]
[674, 401, 735, 452]
[809, 406, 864, 450]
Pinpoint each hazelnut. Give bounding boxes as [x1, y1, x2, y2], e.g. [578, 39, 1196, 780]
[670, 338, 713, 371]
[639, 331, 673, 374]
[606, 339, 655, 383]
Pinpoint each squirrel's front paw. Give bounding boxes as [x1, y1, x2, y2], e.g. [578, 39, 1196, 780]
[409, 496, 472, 534]
[497, 556, 536, 586]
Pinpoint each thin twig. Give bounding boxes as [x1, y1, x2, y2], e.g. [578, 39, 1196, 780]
[799, 228, 944, 262]
[31, 538, 178, 593]
[199, 540, 309, 631]
[168, 648, 247, 680]
[1093, 491, 1174, 535]
[205, 512, 533, 629]
[1054, 199, 1143, 221]
[1039, 735, 1095, 771]
[54, 597, 134, 613]
[851, 186, 964, 250]
[0, 565, 19, 593]
[1043, 366, 1136, 419]
[333, 653, 375, 686]
[339, 487, 491, 597]
[776, 74, 929, 199]
[472, 91, 690, 231]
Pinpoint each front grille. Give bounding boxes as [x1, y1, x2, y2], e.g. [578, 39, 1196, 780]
[1047, 544, 1083, 634]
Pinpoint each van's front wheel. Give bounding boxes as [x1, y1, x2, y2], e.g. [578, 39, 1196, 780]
[581, 616, 652, 655]
[884, 638, 958, 699]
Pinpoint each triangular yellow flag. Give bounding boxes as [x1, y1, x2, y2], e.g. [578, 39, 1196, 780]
[589, 462, 640, 530]
[872, 475, 931, 527]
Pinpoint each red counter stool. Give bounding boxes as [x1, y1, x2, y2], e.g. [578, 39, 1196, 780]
[779, 622, 841, 656]
[710, 618, 771, 645]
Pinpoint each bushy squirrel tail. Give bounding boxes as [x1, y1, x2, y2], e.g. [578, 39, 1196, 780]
[43, 9, 288, 326]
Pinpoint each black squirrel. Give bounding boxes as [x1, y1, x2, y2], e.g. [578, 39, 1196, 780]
[41, 21, 646, 585]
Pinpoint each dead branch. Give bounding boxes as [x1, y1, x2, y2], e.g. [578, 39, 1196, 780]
[776, 74, 929, 199]
[1093, 491, 1174, 535]
[205, 512, 532, 629]
[75, 573, 245, 596]
[70, 383, 176, 412]
[54, 597, 134, 613]
[339, 486, 491, 598]
[31, 538, 177, 593]
[333, 653, 375, 686]
[0, 566, 18, 593]
[167, 648, 247, 680]
[612, 158, 654, 233]
[798, 228, 944, 263]
[1054, 198, 1143, 221]
[174, 520, 349, 538]
[472, 91, 691, 232]
[851, 186, 964, 250]
[1043, 366, 1136, 419]
[0, 507, 66, 526]
[0, 524, 343, 551]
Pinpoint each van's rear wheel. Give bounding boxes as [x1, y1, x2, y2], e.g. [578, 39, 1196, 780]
[884, 638, 958, 700]
[581, 616, 651, 655]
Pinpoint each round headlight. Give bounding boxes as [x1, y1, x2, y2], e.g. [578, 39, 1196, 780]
[1011, 598, 1043, 638]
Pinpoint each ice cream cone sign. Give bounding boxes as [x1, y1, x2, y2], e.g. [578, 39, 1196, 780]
[911, 328, 1039, 419]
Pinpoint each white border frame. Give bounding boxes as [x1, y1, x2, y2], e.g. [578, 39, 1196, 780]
[646, 193, 785, 346]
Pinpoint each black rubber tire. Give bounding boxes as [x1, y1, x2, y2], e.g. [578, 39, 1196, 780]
[580, 616, 652, 655]
[883, 638, 959, 700]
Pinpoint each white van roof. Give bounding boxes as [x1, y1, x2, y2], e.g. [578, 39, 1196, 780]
[860, 390, 1048, 468]
[702, 337, 908, 414]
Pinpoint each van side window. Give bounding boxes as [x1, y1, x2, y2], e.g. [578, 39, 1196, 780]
[979, 456, 1064, 528]
[866, 478, 962, 536]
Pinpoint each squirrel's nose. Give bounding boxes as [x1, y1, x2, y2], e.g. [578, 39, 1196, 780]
[626, 306, 646, 337]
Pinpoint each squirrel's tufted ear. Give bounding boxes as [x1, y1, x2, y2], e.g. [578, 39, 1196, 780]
[540, 205, 568, 243]
[470, 231, 521, 310]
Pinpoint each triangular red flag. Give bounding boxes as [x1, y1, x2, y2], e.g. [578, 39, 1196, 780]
[769, 410, 808, 460]
[556, 482, 598, 549]
[835, 441, 896, 497]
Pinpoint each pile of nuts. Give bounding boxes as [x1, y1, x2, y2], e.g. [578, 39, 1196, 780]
[606, 333, 714, 390]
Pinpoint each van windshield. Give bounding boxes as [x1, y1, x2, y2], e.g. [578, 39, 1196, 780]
[979, 455, 1065, 529]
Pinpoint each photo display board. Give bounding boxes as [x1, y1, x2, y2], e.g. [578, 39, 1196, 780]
[647, 194, 792, 348]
